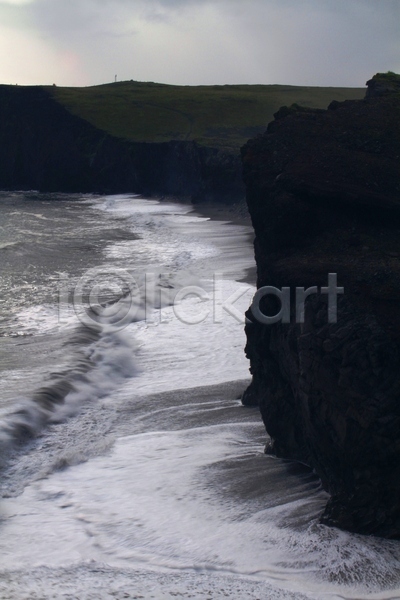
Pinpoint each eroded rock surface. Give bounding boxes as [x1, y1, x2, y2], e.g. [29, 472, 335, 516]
[0, 85, 243, 203]
[241, 73, 400, 538]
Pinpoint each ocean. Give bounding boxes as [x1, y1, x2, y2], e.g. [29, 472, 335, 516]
[0, 192, 399, 600]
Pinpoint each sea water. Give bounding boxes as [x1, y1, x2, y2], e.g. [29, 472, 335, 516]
[0, 192, 399, 600]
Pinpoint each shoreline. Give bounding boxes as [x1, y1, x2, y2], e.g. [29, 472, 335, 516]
[3, 191, 396, 600]
[191, 199, 256, 286]
[153, 194, 256, 286]
[156, 193, 252, 226]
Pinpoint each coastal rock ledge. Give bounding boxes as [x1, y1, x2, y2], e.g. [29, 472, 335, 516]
[241, 73, 400, 538]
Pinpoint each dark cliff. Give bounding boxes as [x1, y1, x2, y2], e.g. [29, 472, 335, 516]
[241, 73, 400, 538]
[0, 85, 243, 202]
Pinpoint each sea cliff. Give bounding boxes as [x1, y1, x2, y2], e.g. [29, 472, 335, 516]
[0, 85, 242, 202]
[241, 73, 400, 538]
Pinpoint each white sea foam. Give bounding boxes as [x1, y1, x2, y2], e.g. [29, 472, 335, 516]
[10, 303, 77, 335]
[2, 388, 400, 599]
[2, 194, 400, 600]
[0, 307, 140, 455]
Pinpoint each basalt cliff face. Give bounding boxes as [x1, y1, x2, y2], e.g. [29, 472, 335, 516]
[241, 74, 400, 538]
[0, 85, 243, 202]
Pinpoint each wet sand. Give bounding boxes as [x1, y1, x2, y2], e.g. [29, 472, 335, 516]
[0, 379, 323, 600]
[193, 200, 256, 285]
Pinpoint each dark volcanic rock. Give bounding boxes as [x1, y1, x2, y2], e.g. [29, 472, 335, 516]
[0, 85, 243, 202]
[0, 85, 138, 193]
[241, 73, 400, 538]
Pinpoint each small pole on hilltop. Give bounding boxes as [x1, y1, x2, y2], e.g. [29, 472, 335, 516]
[115, 74, 117, 83]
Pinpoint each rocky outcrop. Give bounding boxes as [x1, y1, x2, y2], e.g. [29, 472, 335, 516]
[0, 85, 243, 202]
[241, 73, 400, 538]
[365, 71, 400, 98]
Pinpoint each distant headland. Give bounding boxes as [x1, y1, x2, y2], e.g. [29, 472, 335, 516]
[0, 80, 363, 202]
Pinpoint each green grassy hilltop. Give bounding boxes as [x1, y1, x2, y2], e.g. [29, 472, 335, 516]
[48, 80, 364, 151]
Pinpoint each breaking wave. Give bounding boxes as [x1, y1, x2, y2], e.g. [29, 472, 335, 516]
[0, 300, 142, 462]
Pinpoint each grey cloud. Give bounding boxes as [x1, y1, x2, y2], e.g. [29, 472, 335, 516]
[1, 0, 399, 86]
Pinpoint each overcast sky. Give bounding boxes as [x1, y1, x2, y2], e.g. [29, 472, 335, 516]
[0, 0, 399, 88]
